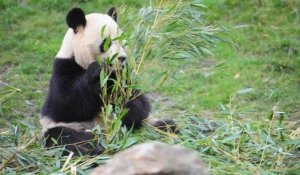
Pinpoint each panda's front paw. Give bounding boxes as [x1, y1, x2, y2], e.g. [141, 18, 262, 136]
[87, 61, 102, 82]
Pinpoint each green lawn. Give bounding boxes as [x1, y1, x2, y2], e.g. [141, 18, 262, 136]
[0, 0, 299, 174]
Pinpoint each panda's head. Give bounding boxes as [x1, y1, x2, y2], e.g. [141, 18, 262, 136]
[57, 7, 127, 69]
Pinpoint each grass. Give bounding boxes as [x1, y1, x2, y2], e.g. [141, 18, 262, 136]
[0, 0, 299, 174]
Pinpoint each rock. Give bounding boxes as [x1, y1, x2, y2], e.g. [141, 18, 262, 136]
[91, 142, 209, 175]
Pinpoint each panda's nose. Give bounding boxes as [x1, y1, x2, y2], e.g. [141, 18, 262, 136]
[118, 57, 126, 63]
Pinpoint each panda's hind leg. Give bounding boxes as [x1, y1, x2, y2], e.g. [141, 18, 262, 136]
[122, 94, 179, 133]
[122, 94, 151, 129]
[144, 117, 179, 134]
[43, 127, 104, 156]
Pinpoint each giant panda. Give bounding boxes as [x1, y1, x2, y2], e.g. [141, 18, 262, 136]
[40, 7, 177, 156]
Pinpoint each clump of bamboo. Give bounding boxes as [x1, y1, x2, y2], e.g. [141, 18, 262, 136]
[96, 0, 225, 148]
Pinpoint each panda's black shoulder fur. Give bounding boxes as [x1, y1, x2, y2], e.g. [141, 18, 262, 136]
[41, 57, 102, 123]
[41, 57, 151, 128]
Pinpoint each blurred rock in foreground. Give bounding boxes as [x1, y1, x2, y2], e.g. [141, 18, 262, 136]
[90, 142, 209, 175]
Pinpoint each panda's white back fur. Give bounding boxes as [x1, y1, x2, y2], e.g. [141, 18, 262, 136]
[40, 117, 95, 133]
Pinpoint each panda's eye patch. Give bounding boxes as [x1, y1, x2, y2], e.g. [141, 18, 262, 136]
[99, 38, 111, 52]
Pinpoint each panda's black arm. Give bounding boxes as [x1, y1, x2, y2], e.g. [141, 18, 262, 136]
[52, 58, 101, 90]
[42, 58, 102, 122]
[77, 61, 102, 85]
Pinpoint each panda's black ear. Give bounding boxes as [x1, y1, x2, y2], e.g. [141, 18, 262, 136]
[66, 8, 86, 33]
[107, 7, 117, 22]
